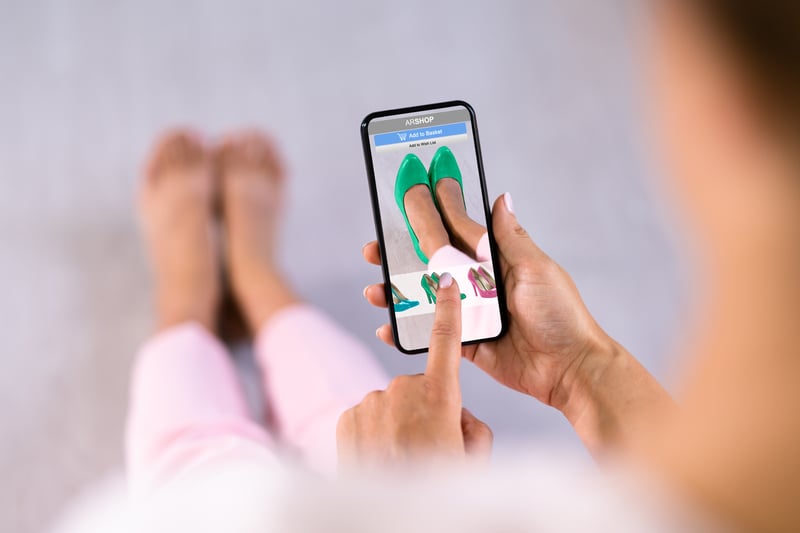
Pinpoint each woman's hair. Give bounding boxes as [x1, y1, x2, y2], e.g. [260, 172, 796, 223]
[695, 2, 800, 140]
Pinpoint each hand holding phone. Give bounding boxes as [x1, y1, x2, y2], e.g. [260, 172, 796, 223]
[361, 101, 507, 353]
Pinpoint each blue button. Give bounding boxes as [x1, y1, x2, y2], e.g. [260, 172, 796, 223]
[374, 122, 468, 147]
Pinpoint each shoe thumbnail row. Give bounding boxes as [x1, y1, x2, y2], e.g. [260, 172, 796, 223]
[392, 266, 497, 313]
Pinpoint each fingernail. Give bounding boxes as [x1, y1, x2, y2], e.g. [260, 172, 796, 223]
[362, 286, 369, 299]
[375, 327, 382, 338]
[439, 272, 453, 288]
[504, 192, 514, 214]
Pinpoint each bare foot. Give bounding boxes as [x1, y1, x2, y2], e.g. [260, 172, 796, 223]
[140, 130, 219, 331]
[404, 184, 451, 260]
[435, 179, 487, 256]
[217, 130, 300, 332]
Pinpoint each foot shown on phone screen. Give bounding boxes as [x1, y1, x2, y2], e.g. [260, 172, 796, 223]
[434, 178, 489, 262]
[404, 184, 451, 260]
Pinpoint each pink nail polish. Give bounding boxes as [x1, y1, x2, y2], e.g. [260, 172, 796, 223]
[504, 192, 514, 214]
[439, 272, 453, 288]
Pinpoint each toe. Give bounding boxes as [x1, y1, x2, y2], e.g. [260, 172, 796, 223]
[216, 129, 284, 180]
[145, 128, 210, 185]
[151, 128, 205, 166]
[140, 128, 215, 216]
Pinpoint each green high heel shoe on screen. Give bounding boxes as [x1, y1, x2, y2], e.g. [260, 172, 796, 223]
[391, 283, 420, 313]
[421, 274, 437, 304]
[421, 272, 468, 304]
[428, 146, 465, 210]
[395, 153, 431, 264]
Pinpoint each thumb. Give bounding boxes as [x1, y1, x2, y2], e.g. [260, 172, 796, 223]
[491, 193, 547, 268]
[461, 408, 493, 461]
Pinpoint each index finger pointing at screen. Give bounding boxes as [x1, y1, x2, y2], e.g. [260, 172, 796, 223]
[425, 272, 463, 388]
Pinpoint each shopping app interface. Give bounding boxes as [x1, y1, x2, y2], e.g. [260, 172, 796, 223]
[368, 105, 503, 352]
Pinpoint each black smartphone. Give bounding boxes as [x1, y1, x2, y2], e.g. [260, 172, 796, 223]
[361, 101, 507, 354]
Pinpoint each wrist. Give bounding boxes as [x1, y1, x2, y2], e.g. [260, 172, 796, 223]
[549, 331, 671, 457]
[550, 330, 621, 429]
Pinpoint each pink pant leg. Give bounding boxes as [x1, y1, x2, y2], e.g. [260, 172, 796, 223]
[428, 244, 476, 272]
[255, 305, 389, 474]
[475, 232, 491, 262]
[427, 237, 492, 268]
[126, 322, 274, 493]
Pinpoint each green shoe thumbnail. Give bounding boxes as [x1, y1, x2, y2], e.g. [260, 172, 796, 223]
[421, 273, 437, 304]
[431, 272, 467, 301]
[395, 153, 432, 264]
[421, 272, 467, 305]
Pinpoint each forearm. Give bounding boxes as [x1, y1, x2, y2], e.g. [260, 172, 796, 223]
[554, 335, 675, 458]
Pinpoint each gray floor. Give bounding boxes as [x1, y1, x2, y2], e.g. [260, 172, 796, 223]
[0, 1, 686, 532]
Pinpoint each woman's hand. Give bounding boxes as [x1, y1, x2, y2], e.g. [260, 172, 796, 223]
[363, 194, 672, 456]
[363, 193, 608, 411]
[338, 274, 493, 467]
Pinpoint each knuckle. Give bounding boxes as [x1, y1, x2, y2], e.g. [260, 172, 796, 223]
[420, 379, 445, 402]
[436, 291, 461, 306]
[361, 389, 383, 406]
[515, 260, 538, 281]
[430, 320, 458, 339]
[515, 256, 557, 284]
[387, 375, 413, 392]
[336, 408, 354, 435]
[463, 414, 493, 441]
[512, 223, 530, 239]
[479, 422, 494, 441]
[539, 257, 563, 279]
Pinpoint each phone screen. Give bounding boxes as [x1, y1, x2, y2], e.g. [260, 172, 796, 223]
[362, 102, 506, 353]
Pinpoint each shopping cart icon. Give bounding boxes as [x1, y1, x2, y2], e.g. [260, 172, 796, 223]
[397, 133, 407, 142]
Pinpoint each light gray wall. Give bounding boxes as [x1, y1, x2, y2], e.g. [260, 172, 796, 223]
[0, 1, 685, 531]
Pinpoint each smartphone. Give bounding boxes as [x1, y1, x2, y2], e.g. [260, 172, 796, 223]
[361, 101, 507, 354]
